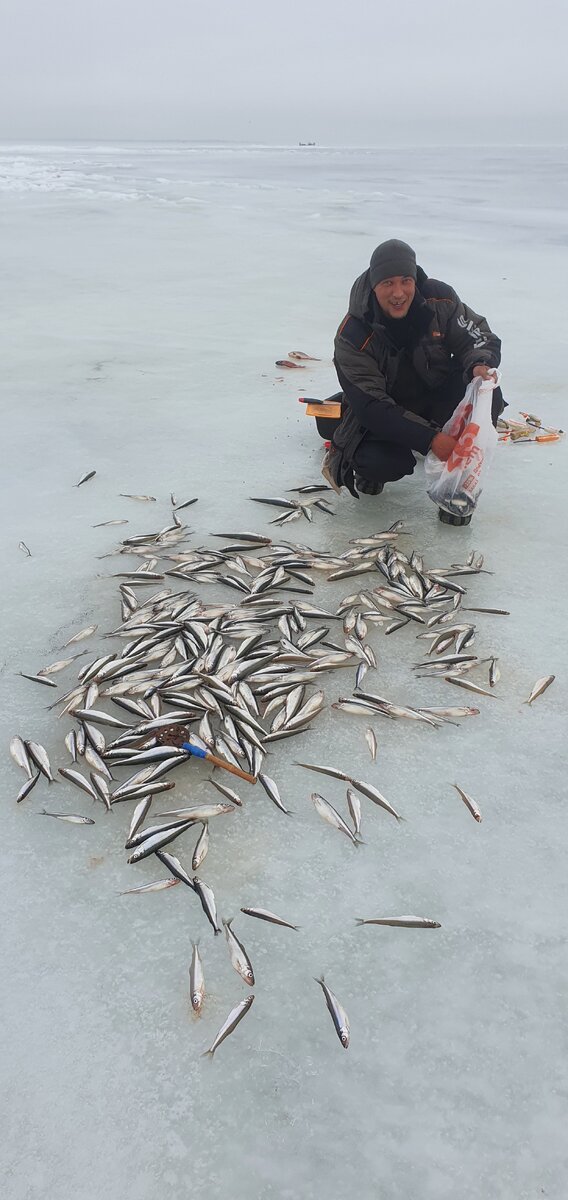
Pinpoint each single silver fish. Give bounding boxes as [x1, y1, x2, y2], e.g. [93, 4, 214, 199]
[90, 772, 112, 812]
[346, 788, 362, 837]
[127, 796, 153, 842]
[223, 919, 255, 986]
[489, 658, 500, 688]
[364, 727, 377, 761]
[155, 851, 196, 890]
[40, 809, 95, 824]
[18, 541, 32, 556]
[202, 994, 254, 1058]
[348, 778, 403, 822]
[525, 675, 555, 705]
[418, 706, 480, 719]
[355, 661, 369, 689]
[452, 783, 482, 823]
[463, 607, 510, 616]
[193, 876, 221, 934]
[190, 942, 205, 1013]
[10, 735, 33, 778]
[84, 744, 112, 779]
[120, 878, 180, 895]
[19, 672, 57, 688]
[258, 773, 293, 815]
[158, 803, 234, 822]
[311, 793, 360, 845]
[119, 494, 157, 501]
[64, 729, 77, 758]
[38, 655, 86, 676]
[92, 519, 129, 527]
[17, 772, 41, 803]
[26, 741, 56, 782]
[71, 708, 129, 728]
[240, 907, 299, 930]
[62, 625, 98, 647]
[294, 762, 351, 783]
[209, 778, 243, 807]
[58, 767, 99, 801]
[355, 916, 441, 928]
[444, 677, 497, 698]
[76, 470, 96, 486]
[192, 822, 209, 870]
[314, 976, 350, 1049]
[174, 497, 199, 510]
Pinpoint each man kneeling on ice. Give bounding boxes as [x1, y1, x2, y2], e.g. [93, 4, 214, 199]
[322, 239, 504, 526]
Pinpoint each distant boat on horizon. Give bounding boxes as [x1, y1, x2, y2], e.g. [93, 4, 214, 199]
[299, 142, 316, 147]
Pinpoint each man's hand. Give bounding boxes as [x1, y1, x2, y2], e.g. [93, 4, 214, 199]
[431, 432, 457, 462]
[472, 365, 497, 381]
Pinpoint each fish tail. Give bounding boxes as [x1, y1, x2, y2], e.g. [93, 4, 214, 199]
[201, 1048, 215, 1060]
[354, 919, 365, 926]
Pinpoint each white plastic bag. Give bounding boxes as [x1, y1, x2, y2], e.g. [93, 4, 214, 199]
[424, 373, 500, 518]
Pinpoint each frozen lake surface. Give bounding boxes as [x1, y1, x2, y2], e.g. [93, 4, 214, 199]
[1, 142, 567, 1199]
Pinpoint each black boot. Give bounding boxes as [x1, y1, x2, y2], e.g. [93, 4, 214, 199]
[355, 476, 384, 496]
[438, 508, 472, 526]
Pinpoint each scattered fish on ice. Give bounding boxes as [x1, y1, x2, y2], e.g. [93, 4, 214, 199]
[10, 491, 517, 1059]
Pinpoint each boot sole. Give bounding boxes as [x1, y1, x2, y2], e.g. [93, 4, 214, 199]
[321, 458, 342, 495]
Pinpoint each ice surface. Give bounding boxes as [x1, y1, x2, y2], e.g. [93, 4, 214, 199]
[1, 142, 567, 1200]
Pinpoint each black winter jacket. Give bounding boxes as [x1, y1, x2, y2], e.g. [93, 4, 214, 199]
[333, 266, 501, 460]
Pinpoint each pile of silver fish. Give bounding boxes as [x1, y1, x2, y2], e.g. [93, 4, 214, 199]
[10, 493, 555, 1054]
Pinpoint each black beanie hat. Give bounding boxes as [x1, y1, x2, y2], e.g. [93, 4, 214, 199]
[369, 239, 417, 287]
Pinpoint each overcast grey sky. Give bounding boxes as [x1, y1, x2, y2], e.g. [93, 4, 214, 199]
[1, 0, 567, 143]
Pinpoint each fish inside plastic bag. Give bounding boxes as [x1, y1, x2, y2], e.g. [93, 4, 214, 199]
[424, 374, 501, 518]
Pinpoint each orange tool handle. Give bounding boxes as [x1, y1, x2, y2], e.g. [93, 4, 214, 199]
[205, 752, 257, 784]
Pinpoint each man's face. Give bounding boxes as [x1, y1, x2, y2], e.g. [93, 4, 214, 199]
[374, 276, 416, 319]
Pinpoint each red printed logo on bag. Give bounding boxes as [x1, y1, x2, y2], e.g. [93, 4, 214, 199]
[447, 402, 473, 439]
[446, 422, 481, 474]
